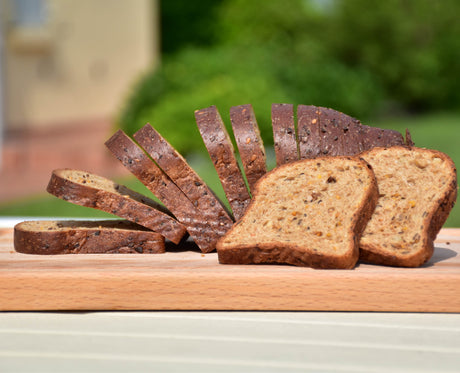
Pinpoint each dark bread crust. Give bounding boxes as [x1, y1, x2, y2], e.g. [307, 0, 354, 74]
[105, 130, 217, 252]
[297, 105, 321, 158]
[271, 103, 298, 166]
[134, 124, 234, 238]
[195, 106, 251, 221]
[359, 146, 457, 267]
[46, 169, 186, 244]
[230, 104, 267, 192]
[217, 157, 379, 269]
[14, 220, 165, 254]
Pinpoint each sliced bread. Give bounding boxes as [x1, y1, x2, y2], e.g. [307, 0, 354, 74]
[105, 130, 218, 252]
[359, 146, 457, 267]
[195, 105, 251, 220]
[14, 220, 165, 254]
[217, 156, 378, 269]
[271, 103, 298, 166]
[46, 169, 187, 244]
[230, 104, 267, 192]
[134, 123, 234, 238]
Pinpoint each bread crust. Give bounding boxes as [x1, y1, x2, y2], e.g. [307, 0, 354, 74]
[217, 156, 379, 269]
[359, 146, 457, 267]
[14, 220, 165, 254]
[46, 169, 187, 244]
[271, 103, 298, 166]
[230, 104, 267, 192]
[195, 106, 251, 220]
[105, 130, 217, 252]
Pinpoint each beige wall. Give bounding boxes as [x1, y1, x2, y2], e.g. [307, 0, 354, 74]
[2, 0, 159, 130]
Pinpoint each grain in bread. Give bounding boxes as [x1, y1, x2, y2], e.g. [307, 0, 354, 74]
[230, 104, 267, 192]
[46, 169, 187, 244]
[195, 105, 251, 220]
[217, 156, 378, 269]
[271, 103, 298, 166]
[134, 124, 234, 237]
[359, 146, 457, 267]
[105, 130, 217, 252]
[14, 220, 165, 254]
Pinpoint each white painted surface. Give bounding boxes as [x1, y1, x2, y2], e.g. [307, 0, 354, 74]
[0, 311, 459, 372]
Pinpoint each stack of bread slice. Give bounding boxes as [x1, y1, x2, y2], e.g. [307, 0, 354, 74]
[14, 104, 457, 269]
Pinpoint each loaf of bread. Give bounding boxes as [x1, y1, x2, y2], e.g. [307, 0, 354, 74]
[14, 220, 165, 254]
[359, 146, 457, 267]
[47, 169, 187, 244]
[195, 105, 251, 220]
[271, 103, 298, 166]
[134, 123, 234, 238]
[230, 104, 267, 192]
[105, 129, 219, 252]
[217, 156, 378, 269]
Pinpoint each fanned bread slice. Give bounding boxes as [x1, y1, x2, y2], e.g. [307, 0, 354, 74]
[297, 105, 406, 158]
[359, 146, 457, 267]
[195, 105, 251, 220]
[271, 103, 298, 166]
[105, 130, 218, 253]
[217, 157, 378, 269]
[230, 104, 267, 192]
[47, 169, 187, 244]
[134, 124, 234, 238]
[14, 220, 165, 254]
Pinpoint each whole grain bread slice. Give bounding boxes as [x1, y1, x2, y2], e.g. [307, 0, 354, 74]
[134, 124, 234, 237]
[359, 146, 457, 267]
[14, 220, 165, 254]
[217, 156, 378, 269]
[47, 169, 187, 244]
[271, 103, 298, 166]
[230, 104, 267, 192]
[195, 105, 251, 220]
[105, 130, 218, 252]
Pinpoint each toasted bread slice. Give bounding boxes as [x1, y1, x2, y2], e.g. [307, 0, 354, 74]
[359, 146, 457, 267]
[14, 220, 165, 254]
[217, 156, 378, 269]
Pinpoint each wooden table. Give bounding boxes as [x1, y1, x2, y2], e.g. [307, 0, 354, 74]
[1, 227, 459, 312]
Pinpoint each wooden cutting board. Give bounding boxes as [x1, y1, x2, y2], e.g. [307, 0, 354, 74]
[1, 227, 459, 312]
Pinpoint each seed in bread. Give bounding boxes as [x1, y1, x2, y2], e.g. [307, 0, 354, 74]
[359, 146, 457, 267]
[271, 103, 298, 166]
[14, 220, 165, 254]
[46, 169, 187, 244]
[217, 156, 378, 269]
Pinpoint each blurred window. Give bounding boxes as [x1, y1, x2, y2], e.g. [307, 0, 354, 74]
[11, 0, 48, 27]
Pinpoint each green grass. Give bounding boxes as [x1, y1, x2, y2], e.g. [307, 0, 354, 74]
[1, 111, 459, 226]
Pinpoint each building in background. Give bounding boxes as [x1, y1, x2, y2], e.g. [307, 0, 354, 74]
[0, 0, 159, 200]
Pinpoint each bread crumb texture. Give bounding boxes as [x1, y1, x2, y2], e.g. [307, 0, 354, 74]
[217, 156, 376, 267]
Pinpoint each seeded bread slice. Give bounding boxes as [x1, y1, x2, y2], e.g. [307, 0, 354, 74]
[230, 104, 267, 192]
[46, 169, 187, 244]
[359, 146, 457, 267]
[195, 105, 251, 220]
[271, 103, 298, 166]
[297, 105, 406, 158]
[134, 124, 234, 238]
[14, 220, 165, 254]
[105, 130, 217, 252]
[217, 156, 378, 269]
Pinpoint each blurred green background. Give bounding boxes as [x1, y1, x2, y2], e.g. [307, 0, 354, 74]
[1, 0, 459, 226]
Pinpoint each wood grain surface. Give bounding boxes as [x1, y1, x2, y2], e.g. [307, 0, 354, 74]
[1, 228, 459, 312]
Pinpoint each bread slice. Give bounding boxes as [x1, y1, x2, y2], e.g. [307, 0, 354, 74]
[271, 103, 298, 166]
[297, 105, 406, 158]
[230, 104, 267, 192]
[359, 146, 457, 267]
[133, 123, 234, 238]
[217, 156, 378, 269]
[195, 105, 251, 220]
[105, 130, 218, 252]
[14, 220, 165, 254]
[47, 169, 187, 244]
